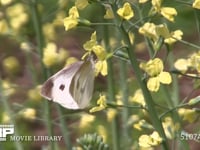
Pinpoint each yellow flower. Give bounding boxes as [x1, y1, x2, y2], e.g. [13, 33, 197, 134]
[82, 32, 108, 76]
[57, 48, 69, 63]
[104, 7, 114, 19]
[164, 30, 183, 45]
[43, 23, 56, 41]
[42, 43, 59, 67]
[188, 51, 200, 72]
[0, 20, 9, 34]
[117, 2, 134, 20]
[79, 113, 95, 128]
[162, 117, 180, 139]
[156, 24, 183, 45]
[82, 31, 97, 59]
[160, 7, 177, 22]
[63, 6, 79, 31]
[139, 131, 162, 148]
[151, 0, 161, 12]
[20, 108, 36, 121]
[3, 56, 20, 75]
[42, 43, 68, 68]
[92, 45, 107, 60]
[193, 0, 200, 9]
[75, 0, 89, 10]
[140, 58, 163, 76]
[140, 58, 172, 92]
[1, 112, 11, 123]
[174, 59, 189, 72]
[178, 108, 198, 123]
[139, 22, 158, 42]
[65, 57, 78, 66]
[151, 0, 177, 22]
[139, 0, 149, 3]
[6, 3, 28, 31]
[20, 42, 32, 52]
[97, 125, 107, 142]
[89, 94, 107, 113]
[2, 80, 15, 96]
[133, 119, 153, 131]
[83, 31, 97, 51]
[150, 132, 162, 146]
[95, 60, 108, 76]
[127, 115, 140, 126]
[107, 108, 117, 122]
[129, 89, 145, 106]
[1, 0, 13, 5]
[28, 85, 42, 102]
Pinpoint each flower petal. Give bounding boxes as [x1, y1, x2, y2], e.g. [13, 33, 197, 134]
[147, 77, 160, 92]
[158, 72, 172, 84]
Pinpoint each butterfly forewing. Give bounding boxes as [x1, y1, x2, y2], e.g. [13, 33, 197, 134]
[41, 61, 84, 109]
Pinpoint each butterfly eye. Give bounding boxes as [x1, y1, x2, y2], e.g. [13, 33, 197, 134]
[59, 84, 65, 91]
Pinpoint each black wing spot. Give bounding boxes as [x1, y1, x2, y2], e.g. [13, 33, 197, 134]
[59, 84, 65, 91]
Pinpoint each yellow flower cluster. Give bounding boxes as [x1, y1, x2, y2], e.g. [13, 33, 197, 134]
[139, 131, 162, 148]
[89, 94, 107, 113]
[2, 80, 16, 96]
[151, 0, 177, 22]
[140, 58, 172, 92]
[1, 112, 11, 123]
[3, 56, 20, 75]
[83, 31, 108, 76]
[79, 113, 95, 128]
[19, 108, 37, 121]
[6, 3, 28, 32]
[42, 42, 68, 68]
[174, 51, 200, 73]
[139, 22, 183, 46]
[178, 108, 198, 123]
[0, 0, 13, 5]
[63, 6, 79, 31]
[28, 85, 42, 102]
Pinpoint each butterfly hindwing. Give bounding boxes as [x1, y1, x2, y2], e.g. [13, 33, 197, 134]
[70, 59, 95, 109]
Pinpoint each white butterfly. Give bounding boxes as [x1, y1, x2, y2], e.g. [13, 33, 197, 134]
[41, 59, 95, 109]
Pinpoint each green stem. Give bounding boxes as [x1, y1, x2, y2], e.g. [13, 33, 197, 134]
[0, 79, 23, 150]
[56, 105, 72, 149]
[107, 102, 146, 110]
[103, 24, 120, 150]
[178, 39, 200, 49]
[159, 103, 188, 119]
[29, 1, 55, 150]
[119, 60, 130, 146]
[168, 52, 180, 106]
[90, 22, 116, 26]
